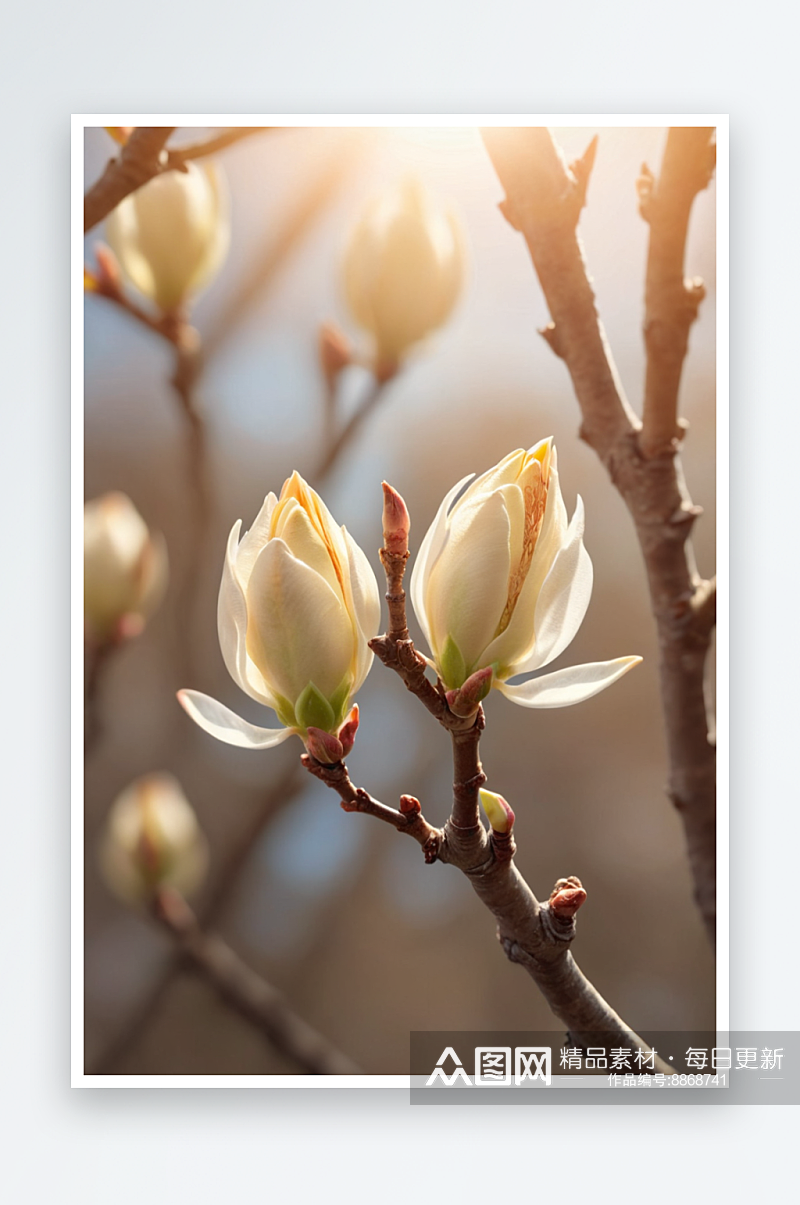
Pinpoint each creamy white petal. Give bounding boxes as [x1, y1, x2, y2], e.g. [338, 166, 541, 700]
[233, 493, 278, 590]
[217, 521, 275, 706]
[177, 690, 297, 749]
[510, 496, 593, 676]
[409, 473, 473, 651]
[425, 491, 511, 670]
[246, 539, 354, 702]
[342, 527, 381, 690]
[497, 657, 642, 709]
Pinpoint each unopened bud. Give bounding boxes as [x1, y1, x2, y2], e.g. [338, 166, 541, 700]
[99, 773, 208, 907]
[94, 243, 123, 292]
[105, 162, 229, 314]
[337, 705, 360, 757]
[382, 482, 411, 553]
[549, 876, 587, 918]
[84, 492, 168, 646]
[446, 666, 493, 718]
[318, 321, 352, 389]
[479, 788, 515, 834]
[399, 794, 421, 815]
[305, 727, 345, 764]
[343, 177, 465, 367]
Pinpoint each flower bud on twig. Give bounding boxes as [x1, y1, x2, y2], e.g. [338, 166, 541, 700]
[343, 177, 464, 372]
[99, 773, 209, 907]
[84, 492, 168, 645]
[105, 161, 230, 314]
[479, 788, 515, 834]
[381, 481, 411, 553]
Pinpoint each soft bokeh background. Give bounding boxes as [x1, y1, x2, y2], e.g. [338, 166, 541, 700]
[84, 124, 716, 1074]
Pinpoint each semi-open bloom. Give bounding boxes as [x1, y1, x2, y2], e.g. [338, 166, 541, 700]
[178, 473, 381, 758]
[99, 773, 209, 907]
[84, 492, 168, 644]
[343, 178, 464, 373]
[410, 440, 641, 710]
[105, 162, 229, 313]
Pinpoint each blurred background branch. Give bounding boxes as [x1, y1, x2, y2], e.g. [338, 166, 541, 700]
[153, 887, 361, 1074]
[84, 126, 273, 232]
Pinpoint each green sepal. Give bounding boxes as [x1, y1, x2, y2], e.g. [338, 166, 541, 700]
[272, 693, 298, 730]
[295, 681, 336, 734]
[439, 635, 467, 690]
[327, 674, 353, 730]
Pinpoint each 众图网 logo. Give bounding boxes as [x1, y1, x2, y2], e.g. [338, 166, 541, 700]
[426, 1046, 552, 1087]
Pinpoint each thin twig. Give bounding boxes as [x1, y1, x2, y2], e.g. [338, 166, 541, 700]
[150, 887, 361, 1075]
[84, 126, 271, 233]
[638, 128, 716, 459]
[314, 374, 395, 484]
[482, 126, 717, 945]
[86, 276, 210, 683]
[90, 763, 303, 1074]
[302, 501, 669, 1066]
[84, 640, 113, 756]
[167, 127, 275, 166]
[202, 134, 364, 363]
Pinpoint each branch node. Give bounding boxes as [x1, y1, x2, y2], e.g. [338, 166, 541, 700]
[538, 321, 566, 359]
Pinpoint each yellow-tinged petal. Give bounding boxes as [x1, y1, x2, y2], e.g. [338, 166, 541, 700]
[246, 539, 354, 703]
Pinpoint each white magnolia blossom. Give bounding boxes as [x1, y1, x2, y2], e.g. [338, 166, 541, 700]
[410, 440, 641, 709]
[84, 492, 168, 643]
[179, 472, 381, 754]
[105, 162, 229, 313]
[343, 178, 464, 370]
[99, 773, 209, 906]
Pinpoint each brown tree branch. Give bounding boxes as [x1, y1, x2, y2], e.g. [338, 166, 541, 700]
[84, 126, 272, 233]
[84, 127, 176, 233]
[481, 126, 717, 946]
[302, 499, 669, 1067]
[151, 887, 361, 1075]
[638, 128, 716, 458]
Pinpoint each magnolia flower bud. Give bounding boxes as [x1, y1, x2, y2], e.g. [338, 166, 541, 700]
[105, 162, 229, 314]
[479, 788, 515, 834]
[410, 441, 641, 709]
[382, 481, 411, 553]
[84, 492, 168, 644]
[343, 178, 464, 373]
[178, 472, 381, 754]
[99, 773, 209, 907]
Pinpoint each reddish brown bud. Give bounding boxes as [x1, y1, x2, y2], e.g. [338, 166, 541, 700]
[446, 666, 494, 718]
[94, 243, 123, 292]
[549, 876, 587, 918]
[399, 794, 421, 815]
[337, 705, 360, 757]
[305, 727, 344, 765]
[318, 322, 352, 388]
[381, 482, 410, 553]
